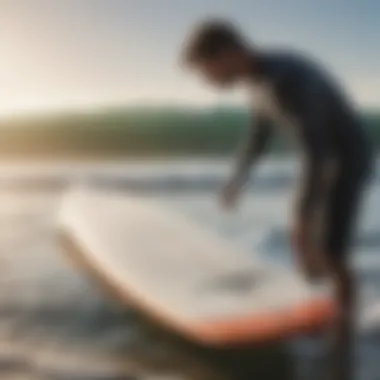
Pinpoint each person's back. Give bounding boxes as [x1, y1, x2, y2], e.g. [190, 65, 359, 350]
[247, 49, 371, 158]
[182, 19, 374, 380]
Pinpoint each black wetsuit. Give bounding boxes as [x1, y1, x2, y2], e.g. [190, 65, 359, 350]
[235, 51, 374, 257]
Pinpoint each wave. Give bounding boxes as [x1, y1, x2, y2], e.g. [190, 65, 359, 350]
[0, 159, 377, 191]
[0, 171, 294, 192]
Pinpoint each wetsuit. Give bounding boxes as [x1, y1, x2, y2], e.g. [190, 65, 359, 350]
[234, 51, 374, 257]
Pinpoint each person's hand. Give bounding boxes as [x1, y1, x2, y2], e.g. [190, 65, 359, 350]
[220, 180, 241, 211]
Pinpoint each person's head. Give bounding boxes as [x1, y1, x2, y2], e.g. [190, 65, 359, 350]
[182, 19, 254, 88]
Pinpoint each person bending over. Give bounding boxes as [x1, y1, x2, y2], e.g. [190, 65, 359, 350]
[182, 19, 373, 380]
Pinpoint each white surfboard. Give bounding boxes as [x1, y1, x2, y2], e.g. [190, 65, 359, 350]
[57, 187, 335, 346]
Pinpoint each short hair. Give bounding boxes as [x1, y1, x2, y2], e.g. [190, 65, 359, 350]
[182, 19, 246, 65]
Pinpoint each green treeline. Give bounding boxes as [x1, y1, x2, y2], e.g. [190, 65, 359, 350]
[0, 107, 379, 158]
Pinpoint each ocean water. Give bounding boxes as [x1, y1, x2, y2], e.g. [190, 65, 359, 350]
[0, 158, 379, 380]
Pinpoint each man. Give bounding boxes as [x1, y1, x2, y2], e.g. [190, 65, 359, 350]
[182, 20, 373, 380]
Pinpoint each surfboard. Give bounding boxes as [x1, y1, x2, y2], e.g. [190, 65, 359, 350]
[57, 187, 335, 347]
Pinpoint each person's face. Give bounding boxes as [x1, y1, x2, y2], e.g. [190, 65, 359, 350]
[194, 50, 244, 88]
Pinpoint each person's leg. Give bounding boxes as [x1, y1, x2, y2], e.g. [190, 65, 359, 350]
[323, 165, 370, 380]
[291, 186, 329, 282]
[326, 258, 355, 380]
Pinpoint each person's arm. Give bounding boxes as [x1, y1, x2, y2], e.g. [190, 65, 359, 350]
[221, 113, 273, 207]
[232, 113, 273, 186]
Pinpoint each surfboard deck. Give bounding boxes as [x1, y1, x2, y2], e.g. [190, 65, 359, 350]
[57, 187, 335, 347]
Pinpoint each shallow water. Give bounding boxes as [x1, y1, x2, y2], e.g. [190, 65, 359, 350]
[0, 159, 379, 380]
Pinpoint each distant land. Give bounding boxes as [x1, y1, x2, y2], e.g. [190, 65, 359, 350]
[0, 106, 379, 159]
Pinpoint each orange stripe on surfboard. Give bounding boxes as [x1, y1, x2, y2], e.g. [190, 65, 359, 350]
[193, 298, 336, 345]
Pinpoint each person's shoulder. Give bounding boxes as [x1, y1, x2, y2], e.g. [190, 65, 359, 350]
[263, 48, 332, 88]
[263, 48, 321, 73]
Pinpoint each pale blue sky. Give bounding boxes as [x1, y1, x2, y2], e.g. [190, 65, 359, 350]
[1, 0, 379, 115]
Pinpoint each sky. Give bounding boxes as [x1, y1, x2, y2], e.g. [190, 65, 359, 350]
[1, 0, 379, 115]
